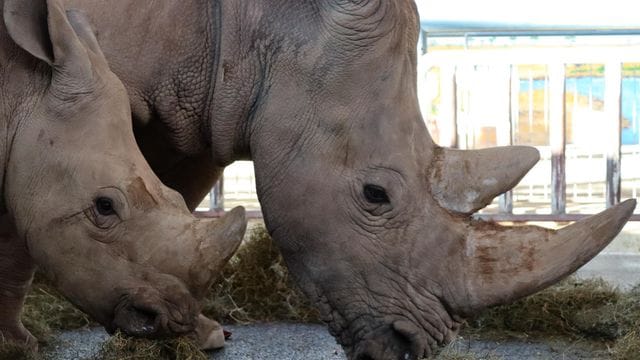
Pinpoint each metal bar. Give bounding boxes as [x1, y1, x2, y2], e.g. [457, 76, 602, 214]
[195, 210, 640, 222]
[421, 47, 640, 66]
[195, 210, 264, 219]
[498, 65, 515, 213]
[210, 178, 225, 211]
[439, 65, 458, 148]
[549, 64, 567, 214]
[475, 213, 640, 222]
[605, 61, 623, 208]
[423, 29, 640, 38]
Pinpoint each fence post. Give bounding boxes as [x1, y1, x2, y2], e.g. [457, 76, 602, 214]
[210, 178, 225, 212]
[440, 65, 458, 148]
[605, 61, 623, 208]
[499, 64, 516, 213]
[549, 63, 567, 215]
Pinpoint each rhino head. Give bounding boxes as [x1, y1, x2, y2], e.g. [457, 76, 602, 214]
[243, 0, 637, 358]
[3, 0, 245, 338]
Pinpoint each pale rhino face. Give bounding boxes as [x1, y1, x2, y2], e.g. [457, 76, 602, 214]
[4, 0, 244, 338]
[15, 77, 201, 337]
[250, 1, 635, 359]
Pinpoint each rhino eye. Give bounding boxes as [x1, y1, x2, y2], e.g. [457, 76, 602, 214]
[95, 197, 116, 216]
[363, 184, 389, 204]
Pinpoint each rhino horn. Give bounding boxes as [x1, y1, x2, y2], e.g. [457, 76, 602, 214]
[460, 199, 636, 313]
[429, 146, 540, 214]
[188, 206, 246, 298]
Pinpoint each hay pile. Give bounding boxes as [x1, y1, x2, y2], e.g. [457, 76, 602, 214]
[469, 278, 640, 359]
[21, 276, 92, 343]
[93, 332, 205, 360]
[0, 342, 38, 360]
[203, 225, 320, 323]
[1, 224, 638, 359]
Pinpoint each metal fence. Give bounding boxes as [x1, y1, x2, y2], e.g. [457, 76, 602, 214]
[419, 32, 640, 222]
[197, 31, 640, 222]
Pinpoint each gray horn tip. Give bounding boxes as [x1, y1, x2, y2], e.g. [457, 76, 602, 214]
[226, 206, 246, 220]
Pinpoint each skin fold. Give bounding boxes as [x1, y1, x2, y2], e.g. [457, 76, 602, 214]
[52, 1, 638, 358]
[0, 0, 246, 350]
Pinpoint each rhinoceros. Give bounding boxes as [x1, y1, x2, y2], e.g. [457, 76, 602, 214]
[55, 0, 636, 358]
[0, 0, 246, 350]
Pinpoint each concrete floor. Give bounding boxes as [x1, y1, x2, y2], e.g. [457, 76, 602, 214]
[41, 246, 639, 359]
[40, 250, 637, 360]
[576, 253, 640, 290]
[43, 324, 605, 360]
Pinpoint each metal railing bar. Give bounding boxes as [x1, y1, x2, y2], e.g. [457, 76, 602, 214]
[549, 64, 567, 214]
[439, 65, 458, 148]
[194, 210, 640, 222]
[420, 47, 640, 66]
[498, 64, 515, 213]
[475, 213, 640, 222]
[424, 29, 640, 39]
[195, 209, 264, 219]
[605, 61, 623, 207]
[210, 179, 224, 212]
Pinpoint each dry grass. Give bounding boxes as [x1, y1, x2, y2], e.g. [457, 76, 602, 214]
[92, 332, 206, 360]
[468, 279, 640, 359]
[612, 331, 640, 360]
[0, 275, 93, 359]
[436, 345, 502, 360]
[21, 280, 92, 344]
[0, 342, 38, 360]
[202, 225, 320, 324]
[609, 285, 640, 360]
[469, 278, 621, 337]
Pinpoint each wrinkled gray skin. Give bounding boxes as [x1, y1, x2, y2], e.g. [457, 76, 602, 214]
[60, 1, 636, 359]
[0, 0, 246, 349]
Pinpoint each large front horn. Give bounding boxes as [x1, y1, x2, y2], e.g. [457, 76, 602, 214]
[457, 199, 636, 314]
[188, 206, 246, 299]
[429, 146, 540, 214]
[143, 206, 246, 300]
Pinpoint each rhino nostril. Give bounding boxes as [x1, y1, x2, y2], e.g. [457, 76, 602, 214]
[130, 306, 159, 335]
[113, 304, 161, 337]
[391, 322, 419, 360]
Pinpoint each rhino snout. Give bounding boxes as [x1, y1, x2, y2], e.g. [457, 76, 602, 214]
[350, 320, 438, 360]
[109, 286, 198, 338]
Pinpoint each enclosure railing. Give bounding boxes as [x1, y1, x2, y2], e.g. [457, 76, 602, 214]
[418, 34, 640, 222]
[197, 32, 640, 222]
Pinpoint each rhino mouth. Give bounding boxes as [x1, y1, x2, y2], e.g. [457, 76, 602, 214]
[316, 290, 461, 360]
[341, 317, 458, 360]
[108, 287, 197, 338]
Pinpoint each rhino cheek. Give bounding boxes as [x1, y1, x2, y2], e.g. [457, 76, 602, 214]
[23, 224, 139, 323]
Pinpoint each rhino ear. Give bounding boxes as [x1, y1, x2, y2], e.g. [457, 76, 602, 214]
[66, 9, 108, 67]
[4, 0, 96, 82]
[3, 0, 54, 64]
